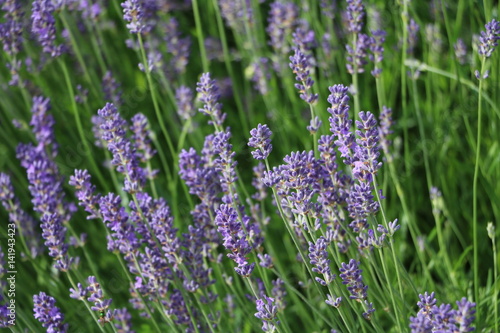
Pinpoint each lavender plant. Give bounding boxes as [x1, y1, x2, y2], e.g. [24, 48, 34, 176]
[0, 0, 498, 332]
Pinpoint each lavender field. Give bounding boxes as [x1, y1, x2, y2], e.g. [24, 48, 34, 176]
[0, 0, 499, 332]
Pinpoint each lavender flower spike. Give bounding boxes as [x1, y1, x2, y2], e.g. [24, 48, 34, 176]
[308, 236, 335, 286]
[31, 0, 63, 57]
[196, 73, 226, 128]
[98, 103, 146, 193]
[33, 292, 68, 332]
[339, 259, 368, 301]
[327, 84, 356, 164]
[478, 19, 500, 58]
[215, 204, 255, 277]
[248, 124, 273, 160]
[346, 0, 365, 34]
[289, 48, 318, 104]
[255, 296, 279, 332]
[121, 0, 146, 34]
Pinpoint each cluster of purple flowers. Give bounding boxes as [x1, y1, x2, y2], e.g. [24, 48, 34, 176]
[477, 19, 500, 58]
[98, 103, 146, 193]
[31, 0, 64, 57]
[289, 47, 318, 104]
[70, 276, 114, 325]
[33, 292, 68, 332]
[248, 124, 273, 160]
[15, 97, 77, 271]
[339, 259, 374, 319]
[409, 292, 476, 332]
[196, 73, 226, 128]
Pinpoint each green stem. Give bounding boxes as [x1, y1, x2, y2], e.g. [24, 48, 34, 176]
[59, 60, 109, 191]
[192, 0, 209, 72]
[473, 59, 486, 321]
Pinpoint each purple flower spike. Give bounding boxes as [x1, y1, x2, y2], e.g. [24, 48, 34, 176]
[196, 73, 226, 128]
[98, 103, 146, 193]
[308, 236, 335, 286]
[346, 33, 370, 74]
[215, 204, 255, 277]
[454, 39, 467, 65]
[175, 85, 195, 121]
[478, 19, 500, 58]
[327, 84, 356, 164]
[407, 18, 420, 55]
[102, 71, 122, 106]
[121, 0, 146, 34]
[326, 293, 342, 308]
[0, 0, 24, 57]
[31, 0, 63, 57]
[289, 48, 318, 104]
[339, 259, 369, 302]
[248, 124, 273, 160]
[113, 308, 134, 333]
[369, 30, 386, 77]
[255, 296, 279, 332]
[130, 113, 158, 179]
[219, 0, 253, 32]
[378, 106, 394, 161]
[354, 111, 382, 181]
[454, 298, 475, 332]
[346, 0, 365, 34]
[33, 292, 68, 333]
[266, 1, 299, 57]
[69, 169, 101, 220]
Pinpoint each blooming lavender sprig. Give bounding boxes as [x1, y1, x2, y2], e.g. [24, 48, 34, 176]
[215, 204, 255, 277]
[219, 0, 253, 33]
[87, 276, 114, 325]
[196, 73, 226, 128]
[410, 292, 476, 332]
[30, 96, 57, 156]
[33, 292, 68, 332]
[130, 113, 158, 179]
[346, 0, 365, 34]
[0, 173, 43, 258]
[31, 0, 63, 57]
[163, 18, 191, 75]
[121, 0, 146, 34]
[308, 236, 335, 286]
[69, 170, 101, 219]
[213, 129, 238, 198]
[378, 106, 393, 162]
[102, 71, 122, 106]
[98, 103, 146, 193]
[0, 0, 24, 57]
[369, 30, 386, 77]
[250, 57, 271, 95]
[353, 111, 382, 182]
[255, 296, 279, 332]
[346, 33, 370, 74]
[113, 308, 135, 332]
[248, 124, 273, 160]
[327, 84, 356, 164]
[266, 1, 299, 57]
[454, 38, 468, 65]
[339, 259, 374, 319]
[99, 193, 139, 261]
[478, 19, 500, 58]
[407, 18, 419, 55]
[175, 85, 195, 121]
[289, 47, 318, 104]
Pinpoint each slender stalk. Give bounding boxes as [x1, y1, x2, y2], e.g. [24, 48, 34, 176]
[192, 0, 209, 72]
[59, 60, 109, 191]
[472, 59, 486, 320]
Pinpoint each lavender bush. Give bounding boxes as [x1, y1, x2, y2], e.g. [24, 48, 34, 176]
[0, 0, 498, 332]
